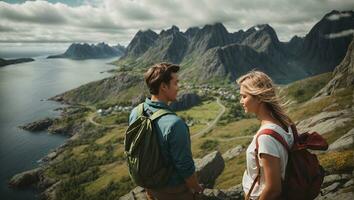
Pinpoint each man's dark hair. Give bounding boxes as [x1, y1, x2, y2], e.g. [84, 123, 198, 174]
[144, 62, 180, 95]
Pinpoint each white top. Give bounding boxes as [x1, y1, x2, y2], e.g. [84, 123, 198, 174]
[242, 123, 294, 198]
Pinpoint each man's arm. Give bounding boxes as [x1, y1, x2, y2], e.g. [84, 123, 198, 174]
[168, 119, 202, 192]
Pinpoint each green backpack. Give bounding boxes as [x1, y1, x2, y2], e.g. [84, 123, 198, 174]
[124, 103, 175, 189]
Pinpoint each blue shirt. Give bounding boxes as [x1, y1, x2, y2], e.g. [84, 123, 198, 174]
[129, 98, 195, 187]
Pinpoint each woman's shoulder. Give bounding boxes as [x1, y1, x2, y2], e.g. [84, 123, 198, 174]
[258, 123, 294, 145]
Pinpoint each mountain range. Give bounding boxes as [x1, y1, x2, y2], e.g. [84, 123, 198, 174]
[47, 42, 126, 60]
[115, 10, 354, 84]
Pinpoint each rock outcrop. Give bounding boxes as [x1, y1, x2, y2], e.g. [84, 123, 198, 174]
[315, 172, 354, 200]
[315, 37, 354, 97]
[296, 110, 353, 135]
[120, 185, 244, 200]
[222, 145, 243, 161]
[328, 128, 354, 151]
[120, 151, 230, 199]
[19, 118, 54, 132]
[195, 151, 225, 188]
[170, 93, 201, 111]
[8, 168, 42, 188]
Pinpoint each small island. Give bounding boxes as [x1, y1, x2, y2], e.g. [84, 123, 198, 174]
[0, 57, 34, 67]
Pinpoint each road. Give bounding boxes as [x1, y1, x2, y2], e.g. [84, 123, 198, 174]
[191, 97, 226, 139]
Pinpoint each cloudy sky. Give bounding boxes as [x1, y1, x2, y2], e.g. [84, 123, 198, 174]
[0, 0, 354, 46]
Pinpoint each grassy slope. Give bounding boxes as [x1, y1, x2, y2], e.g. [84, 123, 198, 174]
[279, 72, 332, 104]
[177, 100, 221, 135]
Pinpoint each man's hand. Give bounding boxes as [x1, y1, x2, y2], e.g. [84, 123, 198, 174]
[185, 173, 204, 193]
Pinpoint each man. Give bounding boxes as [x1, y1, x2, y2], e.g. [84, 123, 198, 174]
[128, 62, 203, 199]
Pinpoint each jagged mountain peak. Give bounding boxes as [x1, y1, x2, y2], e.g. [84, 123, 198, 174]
[124, 29, 158, 57]
[300, 10, 354, 74]
[186, 22, 230, 54]
[114, 43, 125, 48]
[170, 25, 179, 32]
[201, 22, 228, 33]
[246, 24, 279, 41]
[241, 24, 280, 52]
[136, 29, 157, 36]
[96, 42, 110, 47]
[307, 10, 354, 37]
[184, 27, 200, 39]
[116, 10, 354, 85]
[289, 35, 302, 42]
[160, 25, 181, 36]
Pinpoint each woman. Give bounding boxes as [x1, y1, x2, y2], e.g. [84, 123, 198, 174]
[237, 70, 294, 200]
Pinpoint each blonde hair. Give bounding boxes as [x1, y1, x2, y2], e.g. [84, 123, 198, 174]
[236, 70, 293, 127]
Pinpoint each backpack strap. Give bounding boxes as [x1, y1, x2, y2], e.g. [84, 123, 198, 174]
[257, 129, 290, 151]
[137, 103, 175, 120]
[150, 109, 175, 121]
[290, 124, 299, 145]
[246, 128, 290, 200]
[137, 103, 145, 116]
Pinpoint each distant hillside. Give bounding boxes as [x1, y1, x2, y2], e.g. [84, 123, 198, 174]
[0, 57, 34, 67]
[48, 42, 126, 60]
[49, 73, 146, 108]
[115, 10, 354, 84]
[315, 36, 354, 97]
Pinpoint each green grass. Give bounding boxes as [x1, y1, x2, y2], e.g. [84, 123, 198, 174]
[177, 100, 220, 121]
[319, 149, 354, 174]
[200, 139, 219, 151]
[94, 112, 130, 126]
[95, 127, 125, 145]
[85, 162, 129, 194]
[280, 72, 332, 104]
[72, 145, 89, 156]
[94, 84, 148, 109]
[191, 118, 257, 158]
[214, 153, 246, 189]
[288, 87, 353, 122]
[208, 119, 259, 138]
[177, 100, 221, 135]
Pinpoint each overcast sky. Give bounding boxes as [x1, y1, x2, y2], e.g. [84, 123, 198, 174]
[0, 0, 353, 46]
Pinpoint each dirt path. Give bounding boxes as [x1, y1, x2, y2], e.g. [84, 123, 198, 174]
[87, 97, 236, 139]
[216, 135, 253, 142]
[87, 113, 120, 128]
[191, 97, 226, 139]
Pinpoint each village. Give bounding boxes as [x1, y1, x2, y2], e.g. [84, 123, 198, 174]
[96, 83, 238, 117]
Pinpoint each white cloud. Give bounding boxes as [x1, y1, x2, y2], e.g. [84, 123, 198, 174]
[0, 0, 353, 44]
[325, 29, 354, 38]
[326, 12, 352, 21]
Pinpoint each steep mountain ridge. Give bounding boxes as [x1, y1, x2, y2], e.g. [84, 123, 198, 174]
[116, 10, 354, 84]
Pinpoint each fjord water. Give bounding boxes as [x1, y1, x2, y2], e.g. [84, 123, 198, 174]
[0, 55, 118, 199]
